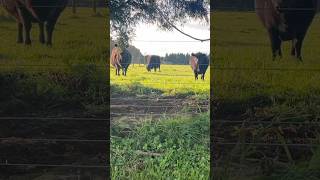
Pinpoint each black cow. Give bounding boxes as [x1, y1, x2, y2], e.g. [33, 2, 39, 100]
[255, 0, 318, 61]
[145, 55, 161, 72]
[190, 53, 209, 80]
[1, 0, 68, 45]
[120, 49, 132, 76]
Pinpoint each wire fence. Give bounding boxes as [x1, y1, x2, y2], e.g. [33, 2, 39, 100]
[0, 117, 108, 170]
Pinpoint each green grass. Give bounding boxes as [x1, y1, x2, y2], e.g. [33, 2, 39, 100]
[111, 113, 210, 179]
[0, 8, 108, 115]
[0, 7, 108, 66]
[110, 64, 210, 97]
[212, 12, 320, 101]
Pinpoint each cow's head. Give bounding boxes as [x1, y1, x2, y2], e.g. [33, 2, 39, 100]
[270, 0, 292, 31]
[146, 65, 151, 72]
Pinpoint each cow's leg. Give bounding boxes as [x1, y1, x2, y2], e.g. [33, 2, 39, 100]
[277, 40, 282, 58]
[122, 67, 125, 76]
[24, 20, 32, 45]
[159, 66, 161, 72]
[154, 67, 156, 72]
[269, 30, 281, 60]
[295, 34, 306, 61]
[115, 65, 119, 76]
[291, 39, 296, 56]
[46, 21, 57, 46]
[17, 23, 23, 43]
[46, 22, 53, 46]
[274, 37, 282, 58]
[39, 22, 45, 44]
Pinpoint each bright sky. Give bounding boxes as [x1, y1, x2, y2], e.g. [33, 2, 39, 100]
[131, 20, 210, 57]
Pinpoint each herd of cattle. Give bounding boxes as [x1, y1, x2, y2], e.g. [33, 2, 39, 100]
[1, 0, 68, 45]
[110, 46, 210, 80]
[1, 1, 320, 62]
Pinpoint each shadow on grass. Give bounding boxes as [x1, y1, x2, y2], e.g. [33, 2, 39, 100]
[111, 83, 209, 100]
[0, 63, 108, 116]
[111, 82, 164, 97]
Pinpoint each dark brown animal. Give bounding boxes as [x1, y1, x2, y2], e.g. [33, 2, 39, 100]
[145, 55, 161, 72]
[255, 0, 318, 61]
[190, 53, 209, 80]
[1, 0, 68, 45]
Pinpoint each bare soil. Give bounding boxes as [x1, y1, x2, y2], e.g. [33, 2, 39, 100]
[111, 94, 209, 124]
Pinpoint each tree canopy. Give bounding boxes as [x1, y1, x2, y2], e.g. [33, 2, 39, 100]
[110, 0, 210, 48]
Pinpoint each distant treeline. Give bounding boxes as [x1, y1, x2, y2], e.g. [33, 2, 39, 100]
[128, 52, 209, 65]
[213, 0, 255, 10]
[163, 53, 191, 65]
[110, 40, 210, 65]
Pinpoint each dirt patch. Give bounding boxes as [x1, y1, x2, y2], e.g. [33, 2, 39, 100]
[111, 95, 209, 124]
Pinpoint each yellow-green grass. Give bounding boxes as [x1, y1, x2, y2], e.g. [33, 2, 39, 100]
[212, 12, 320, 101]
[0, 8, 109, 114]
[0, 7, 108, 69]
[111, 64, 210, 96]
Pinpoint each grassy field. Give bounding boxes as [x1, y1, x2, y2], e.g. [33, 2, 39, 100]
[0, 7, 107, 66]
[0, 7, 108, 115]
[0, 7, 108, 179]
[111, 64, 210, 179]
[110, 64, 210, 97]
[213, 12, 320, 101]
[212, 12, 320, 179]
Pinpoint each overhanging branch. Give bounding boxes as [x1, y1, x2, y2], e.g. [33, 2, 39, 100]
[156, 8, 210, 42]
